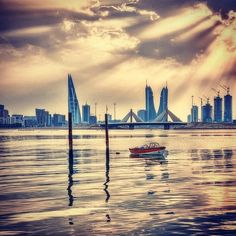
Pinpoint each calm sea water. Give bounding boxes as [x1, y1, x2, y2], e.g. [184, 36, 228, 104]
[0, 129, 236, 235]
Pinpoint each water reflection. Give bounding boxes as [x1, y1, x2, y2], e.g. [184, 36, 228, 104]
[104, 149, 110, 203]
[67, 149, 74, 207]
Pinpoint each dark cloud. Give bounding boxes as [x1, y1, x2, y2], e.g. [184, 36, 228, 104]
[137, 0, 236, 18]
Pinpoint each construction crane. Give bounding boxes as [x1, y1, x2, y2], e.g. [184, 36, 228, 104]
[220, 84, 230, 94]
[211, 88, 220, 97]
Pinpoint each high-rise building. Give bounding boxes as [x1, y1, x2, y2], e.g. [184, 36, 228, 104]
[145, 84, 156, 121]
[82, 103, 90, 123]
[137, 109, 147, 121]
[53, 114, 66, 127]
[224, 92, 232, 123]
[191, 105, 198, 122]
[157, 86, 168, 117]
[68, 74, 81, 125]
[35, 108, 47, 127]
[202, 100, 212, 123]
[214, 94, 222, 122]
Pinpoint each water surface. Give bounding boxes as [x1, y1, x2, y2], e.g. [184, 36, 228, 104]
[0, 129, 236, 235]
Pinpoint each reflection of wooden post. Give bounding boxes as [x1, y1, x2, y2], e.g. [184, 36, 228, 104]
[105, 113, 109, 150]
[68, 112, 73, 151]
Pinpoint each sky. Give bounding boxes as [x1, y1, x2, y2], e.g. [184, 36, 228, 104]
[0, 0, 236, 121]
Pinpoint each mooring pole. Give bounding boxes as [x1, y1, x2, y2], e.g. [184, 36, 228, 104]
[68, 112, 73, 151]
[105, 113, 109, 150]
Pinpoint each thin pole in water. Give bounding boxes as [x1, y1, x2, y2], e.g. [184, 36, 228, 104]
[68, 112, 73, 151]
[105, 113, 109, 150]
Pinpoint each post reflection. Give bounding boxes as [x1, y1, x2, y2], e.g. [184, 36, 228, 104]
[104, 148, 111, 222]
[104, 148, 110, 203]
[67, 149, 74, 207]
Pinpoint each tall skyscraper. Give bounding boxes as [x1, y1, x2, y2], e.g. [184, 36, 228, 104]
[68, 74, 81, 125]
[224, 91, 232, 123]
[214, 94, 222, 122]
[157, 86, 168, 117]
[202, 100, 212, 123]
[145, 84, 156, 121]
[137, 109, 147, 121]
[191, 105, 198, 122]
[82, 103, 90, 123]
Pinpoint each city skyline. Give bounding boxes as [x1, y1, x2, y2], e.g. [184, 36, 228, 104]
[0, 0, 235, 120]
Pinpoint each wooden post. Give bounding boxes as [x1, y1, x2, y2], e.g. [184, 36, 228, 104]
[68, 112, 73, 151]
[105, 113, 109, 150]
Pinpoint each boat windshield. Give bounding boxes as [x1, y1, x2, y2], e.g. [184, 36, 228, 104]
[140, 142, 160, 149]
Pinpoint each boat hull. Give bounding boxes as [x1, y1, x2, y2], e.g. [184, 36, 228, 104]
[129, 147, 166, 155]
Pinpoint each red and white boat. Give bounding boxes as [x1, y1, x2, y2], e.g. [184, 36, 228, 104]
[129, 142, 166, 156]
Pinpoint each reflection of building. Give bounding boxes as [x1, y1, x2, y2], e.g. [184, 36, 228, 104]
[137, 109, 146, 121]
[214, 94, 222, 122]
[82, 103, 90, 123]
[53, 114, 66, 127]
[157, 86, 168, 117]
[224, 93, 232, 123]
[191, 105, 198, 122]
[202, 101, 212, 123]
[145, 84, 156, 121]
[68, 74, 81, 125]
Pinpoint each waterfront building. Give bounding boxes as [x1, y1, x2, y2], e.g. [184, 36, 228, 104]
[187, 114, 192, 123]
[11, 114, 24, 126]
[191, 105, 198, 122]
[145, 84, 156, 121]
[224, 92, 232, 123]
[24, 116, 37, 127]
[202, 101, 212, 123]
[89, 115, 97, 125]
[35, 108, 51, 127]
[82, 103, 90, 123]
[68, 74, 81, 125]
[0, 104, 10, 125]
[157, 86, 168, 118]
[53, 114, 66, 127]
[107, 114, 112, 121]
[214, 95, 222, 122]
[137, 109, 147, 121]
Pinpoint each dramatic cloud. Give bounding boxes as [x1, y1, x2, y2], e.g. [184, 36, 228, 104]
[0, 0, 235, 120]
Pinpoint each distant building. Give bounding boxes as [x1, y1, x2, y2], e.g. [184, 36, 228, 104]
[35, 109, 51, 127]
[156, 86, 168, 119]
[53, 114, 66, 127]
[11, 114, 24, 126]
[191, 105, 198, 122]
[137, 109, 147, 121]
[82, 103, 90, 123]
[24, 116, 37, 127]
[187, 114, 192, 123]
[145, 84, 156, 121]
[224, 93, 232, 123]
[68, 74, 81, 125]
[202, 101, 212, 123]
[89, 115, 97, 125]
[107, 114, 112, 121]
[0, 104, 10, 126]
[214, 95, 222, 122]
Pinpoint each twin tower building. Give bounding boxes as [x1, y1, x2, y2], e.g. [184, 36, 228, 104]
[68, 73, 180, 126]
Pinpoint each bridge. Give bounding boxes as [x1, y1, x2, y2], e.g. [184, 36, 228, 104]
[99, 121, 187, 129]
[99, 108, 186, 129]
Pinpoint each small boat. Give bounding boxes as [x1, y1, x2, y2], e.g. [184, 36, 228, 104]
[129, 142, 166, 156]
